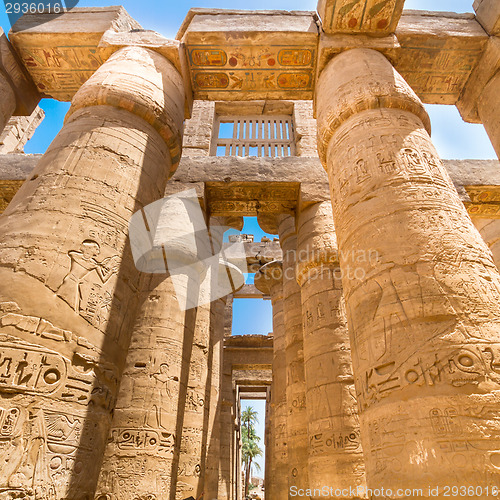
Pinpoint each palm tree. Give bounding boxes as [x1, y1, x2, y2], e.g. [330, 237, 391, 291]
[241, 407, 258, 439]
[241, 407, 263, 498]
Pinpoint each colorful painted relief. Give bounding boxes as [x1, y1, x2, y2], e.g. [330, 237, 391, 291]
[188, 45, 315, 93]
[321, 0, 402, 33]
[14, 46, 105, 100]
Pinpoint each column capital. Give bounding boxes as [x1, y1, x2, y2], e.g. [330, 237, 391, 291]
[315, 48, 430, 166]
[67, 45, 185, 176]
[254, 260, 283, 302]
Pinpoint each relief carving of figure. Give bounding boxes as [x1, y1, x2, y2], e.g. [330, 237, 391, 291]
[56, 240, 119, 312]
[143, 363, 178, 429]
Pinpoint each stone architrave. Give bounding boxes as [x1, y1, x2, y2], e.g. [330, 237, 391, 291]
[0, 45, 185, 498]
[0, 27, 40, 131]
[0, 70, 16, 134]
[316, 47, 500, 494]
[478, 69, 500, 159]
[296, 201, 366, 498]
[255, 260, 287, 500]
[277, 215, 309, 496]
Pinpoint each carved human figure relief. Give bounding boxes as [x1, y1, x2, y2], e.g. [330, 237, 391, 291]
[56, 239, 119, 314]
[143, 362, 178, 429]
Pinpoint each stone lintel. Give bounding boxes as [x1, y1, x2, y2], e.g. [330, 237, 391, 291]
[0, 28, 40, 115]
[1, 154, 500, 218]
[474, 0, 500, 35]
[457, 37, 500, 123]
[393, 10, 488, 106]
[317, 0, 405, 36]
[233, 284, 266, 299]
[177, 9, 318, 101]
[224, 333, 273, 348]
[9, 7, 142, 100]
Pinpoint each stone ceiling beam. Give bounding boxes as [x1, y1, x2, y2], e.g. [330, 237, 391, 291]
[7, 7, 494, 110]
[474, 0, 500, 35]
[0, 27, 39, 120]
[1, 154, 500, 217]
[317, 0, 406, 36]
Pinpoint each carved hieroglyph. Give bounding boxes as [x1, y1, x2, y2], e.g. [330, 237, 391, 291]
[296, 202, 366, 498]
[277, 215, 309, 494]
[0, 45, 184, 497]
[317, 0, 405, 35]
[254, 260, 287, 500]
[316, 47, 500, 494]
[95, 274, 187, 500]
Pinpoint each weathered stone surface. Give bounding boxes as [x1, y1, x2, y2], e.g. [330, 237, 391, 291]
[0, 27, 40, 117]
[471, 217, 500, 268]
[474, 0, 500, 35]
[296, 202, 366, 498]
[0, 105, 44, 153]
[277, 215, 309, 496]
[317, 47, 500, 494]
[478, 70, 500, 159]
[9, 7, 141, 100]
[457, 37, 500, 124]
[255, 260, 287, 500]
[0, 44, 184, 498]
[317, 0, 405, 35]
[177, 9, 318, 101]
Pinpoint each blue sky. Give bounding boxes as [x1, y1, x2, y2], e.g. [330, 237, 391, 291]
[1, 0, 495, 478]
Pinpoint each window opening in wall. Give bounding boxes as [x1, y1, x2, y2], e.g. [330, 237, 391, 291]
[212, 115, 295, 157]
[241, 399, 266, 493]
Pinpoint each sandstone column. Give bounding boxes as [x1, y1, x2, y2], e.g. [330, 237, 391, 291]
[478, 71, 500, 159]
[0, 45, 185, 498]
[278, 216, 309, 496]
[95, 272, 195, 500]
[316, 47, 500, 494]
[204, 295, 226, 500]
[255, 260, 288, 500]
[296, 201, 366, 497]
[219, 342, 236, 500]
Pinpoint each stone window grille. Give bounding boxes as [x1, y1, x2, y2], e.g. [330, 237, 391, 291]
[211, 115, 296, 157]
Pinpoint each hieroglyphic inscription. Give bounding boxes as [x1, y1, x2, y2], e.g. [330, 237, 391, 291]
[319, 0, 404, 34]
[188, 44, 315, 97]
[12, 45, 104, 100]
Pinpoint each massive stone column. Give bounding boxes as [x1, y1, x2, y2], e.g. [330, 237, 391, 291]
[296, 201, 366, 497]
[95, 272, 195, 500]
[278, 216, 309, 496]
[316, 47, 500, 495]
[204, 295, 226, 500]
[0, 45, 185, 498]
[255, 260, 288, 500]
[478, 71, 500, 159]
